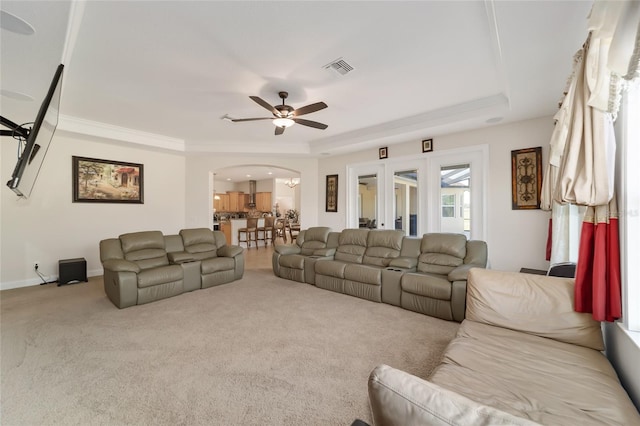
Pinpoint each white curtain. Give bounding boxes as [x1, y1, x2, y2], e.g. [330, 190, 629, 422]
[540, 0, 639, 321]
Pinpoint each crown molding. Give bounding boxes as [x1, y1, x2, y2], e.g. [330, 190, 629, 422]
[309, 93, 510, 155]
[57, 115, 186, 151]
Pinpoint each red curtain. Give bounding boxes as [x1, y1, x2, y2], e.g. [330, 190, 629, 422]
[574, 199, 621, 322]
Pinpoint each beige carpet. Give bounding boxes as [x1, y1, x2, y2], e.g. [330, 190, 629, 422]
[1, 268, 458, 425]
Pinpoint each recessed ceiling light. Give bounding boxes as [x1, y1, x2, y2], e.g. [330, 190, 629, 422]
[0, 89, 34, 102]
[267, 172, 273, 175]
[1, 10, 35, 35]
[246, 174, 251, 178]
[226, 178, 231, 181]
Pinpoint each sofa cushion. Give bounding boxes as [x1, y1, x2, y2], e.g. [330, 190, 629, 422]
[180, 228, 218, 255]
[429, 320, 639, 425]
[363, 230, 403, 267]
[334, 229, 369, 263]
[401, 273, 452, 300]
[279, 254, 306, 270]
[201, 257, 235, 274]
[120, 230, 165, 253]
[369, 364, 538, 426]
[466, 268, 604, 350]
[137, 264, 182, 288]
[119, 231, 169, 270]
[417, 233, 467, 274]
[344, 264, 383, 285]
[300, 240, 328, 256]
[315, 259, 348, 279]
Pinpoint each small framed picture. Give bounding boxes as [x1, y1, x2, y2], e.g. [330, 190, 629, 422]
[379, 147, 388, 159]
[422, 139, 433, 153]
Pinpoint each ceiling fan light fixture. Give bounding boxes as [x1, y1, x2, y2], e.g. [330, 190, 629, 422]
[273, 117, 295, 128]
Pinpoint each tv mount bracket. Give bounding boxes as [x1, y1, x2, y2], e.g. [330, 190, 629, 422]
[0, 116, 30, 140]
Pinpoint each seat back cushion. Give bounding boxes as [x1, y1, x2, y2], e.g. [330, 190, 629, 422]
[364, 230, 403, 267]
[119, 231, 169, 270]
[466, 268, 604, 350]
[180, 228, 217, 258]
[418, 233, 467, 275]
[299, 226, 332, 255]
[335, 229, 369, 263]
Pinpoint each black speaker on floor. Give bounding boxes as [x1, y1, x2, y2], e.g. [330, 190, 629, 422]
[58, 258, 87, 286]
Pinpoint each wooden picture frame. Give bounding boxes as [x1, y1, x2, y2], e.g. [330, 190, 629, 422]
[73, 156, 144, 203]
[325, 174, 338, 212]
[422, 138, 433, 152]
[379, 147, 388, 159]
[511, 147, 542, 210]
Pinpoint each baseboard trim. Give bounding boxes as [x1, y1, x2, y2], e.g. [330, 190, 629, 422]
[1, 268, 103, 291]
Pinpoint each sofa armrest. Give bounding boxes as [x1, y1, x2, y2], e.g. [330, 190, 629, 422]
[313, 247, 336, 257]
[218, 245, 243, 258]
[274, 245, 301, 255]
[368, 364, 538, 426]
[168, 251, 196, 264]
[388, 257, 417, 270]
[102, 259, 140, 273]
[448, 263, 481, 282]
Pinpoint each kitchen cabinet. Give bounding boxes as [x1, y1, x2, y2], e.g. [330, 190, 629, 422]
[227, 191, 246, 212]
[213, 193, 230, 212]
[255, 192, 272, 212]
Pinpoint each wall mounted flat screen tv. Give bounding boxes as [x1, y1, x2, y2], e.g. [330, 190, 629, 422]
[4, 64, 64, 198]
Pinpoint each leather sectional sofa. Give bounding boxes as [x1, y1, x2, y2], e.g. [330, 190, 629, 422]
[100, 228, 244, 308]
[272, 227, 487, 322]
[368, 268, 640, 425]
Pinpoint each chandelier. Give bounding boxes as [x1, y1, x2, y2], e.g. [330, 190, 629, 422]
[285, 178, 299, 188]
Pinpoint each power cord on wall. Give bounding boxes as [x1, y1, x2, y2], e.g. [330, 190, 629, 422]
[34, 264, 56, 285]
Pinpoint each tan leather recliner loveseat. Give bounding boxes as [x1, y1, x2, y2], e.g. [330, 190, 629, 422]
[100, 228, 243, 308]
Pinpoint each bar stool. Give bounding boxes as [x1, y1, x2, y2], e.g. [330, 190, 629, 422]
[238, 217, 258, 248]
[257, 216, 275, 246]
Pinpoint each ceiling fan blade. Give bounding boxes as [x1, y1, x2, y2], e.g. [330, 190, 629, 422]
[293, 101, 328, 117]
[250, 96, 279, 115]
[275, 126, 285, 136]
[231, 117, 272, 122]
[292, 118, 328, 130]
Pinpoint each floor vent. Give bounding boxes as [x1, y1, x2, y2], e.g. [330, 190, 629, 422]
[324, 58, 354, 76]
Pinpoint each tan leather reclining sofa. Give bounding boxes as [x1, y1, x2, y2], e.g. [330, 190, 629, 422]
[273, 227, 487, 322]
[100, 228, 244, 308]
[368, 268, 640, 426]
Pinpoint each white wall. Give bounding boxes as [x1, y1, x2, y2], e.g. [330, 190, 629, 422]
[318, 116, 553, 272]
[1, 133, 186, 290]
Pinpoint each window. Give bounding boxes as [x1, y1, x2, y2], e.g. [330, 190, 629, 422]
[618, 83, 640, 332]
[439, 163, 472, 238]
[441, 194, 455, 217]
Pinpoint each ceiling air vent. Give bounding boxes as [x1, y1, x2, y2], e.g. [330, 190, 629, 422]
[324, 58, 354, 76]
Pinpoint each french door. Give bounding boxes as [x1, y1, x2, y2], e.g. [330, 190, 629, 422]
[347, 145, 487, 240]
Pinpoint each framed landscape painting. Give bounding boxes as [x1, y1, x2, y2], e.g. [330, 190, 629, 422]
[72, 156, 144, 203]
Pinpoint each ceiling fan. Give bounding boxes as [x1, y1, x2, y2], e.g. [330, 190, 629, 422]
[232, 91, 328, 135]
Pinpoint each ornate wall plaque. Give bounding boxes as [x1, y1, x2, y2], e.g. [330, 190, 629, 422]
[511, 147, 542, 210]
